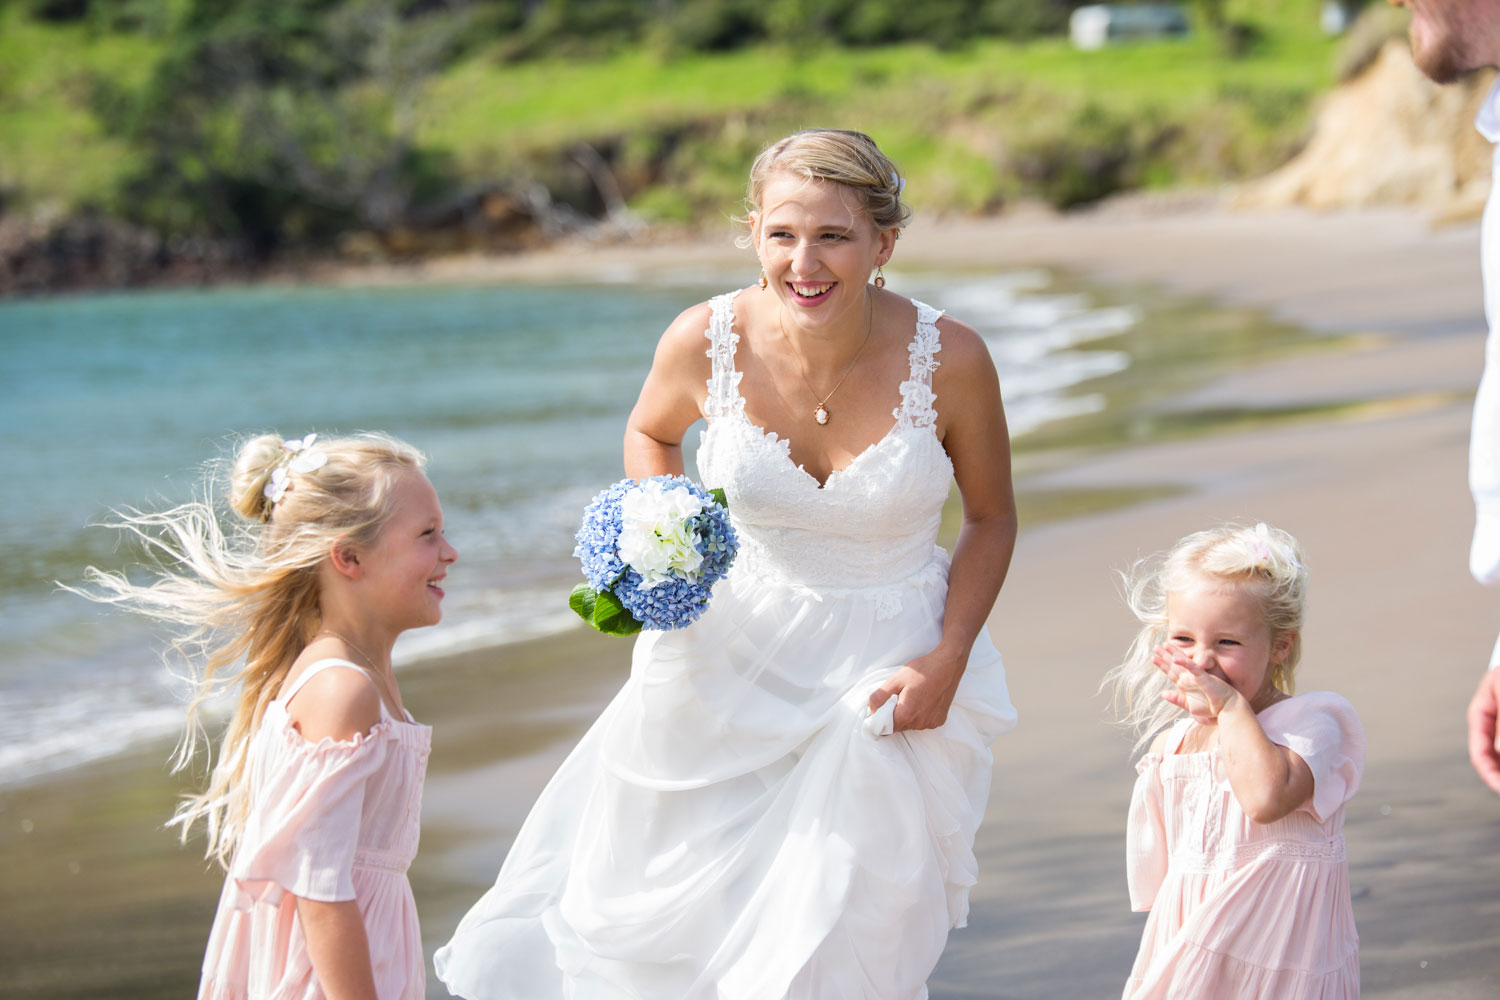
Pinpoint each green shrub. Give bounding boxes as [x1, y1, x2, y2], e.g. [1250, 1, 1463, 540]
[1007, 102, 1143, 209]
[661, 0, 765, 53]
[629, 185, 696, 224]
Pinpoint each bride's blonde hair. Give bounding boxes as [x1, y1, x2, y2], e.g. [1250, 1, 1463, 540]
[738, 128, 912, 246]
[1103, 523, 1308, 752]
[76, 431, 425, 867]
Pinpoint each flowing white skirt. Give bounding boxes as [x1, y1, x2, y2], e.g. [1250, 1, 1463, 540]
[435, 555, 1017, 1000]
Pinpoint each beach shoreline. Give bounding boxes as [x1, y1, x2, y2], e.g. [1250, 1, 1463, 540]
[306, 193, 1481, 338]
[5, 199, 1499, 997]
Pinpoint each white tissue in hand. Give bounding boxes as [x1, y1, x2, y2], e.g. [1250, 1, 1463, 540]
[863, 694, 897, 737]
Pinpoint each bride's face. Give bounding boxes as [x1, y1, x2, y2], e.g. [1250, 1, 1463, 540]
[752, 173, 896, 333]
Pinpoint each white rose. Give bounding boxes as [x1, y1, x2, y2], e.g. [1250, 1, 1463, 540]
[617, 481, 706, 589]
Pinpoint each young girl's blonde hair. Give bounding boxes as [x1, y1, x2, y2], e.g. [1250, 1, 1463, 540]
[738, 128, 912, 246]
[77, 431, 425, 866]
[1104, 523, 1309, 751]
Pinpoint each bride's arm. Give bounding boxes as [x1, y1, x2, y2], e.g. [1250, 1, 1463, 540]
[624, 303, 714, 479]
[870, 318, 1016, 732]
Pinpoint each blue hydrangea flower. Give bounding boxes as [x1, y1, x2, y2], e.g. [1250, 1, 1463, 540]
[572, 475, 738, 632]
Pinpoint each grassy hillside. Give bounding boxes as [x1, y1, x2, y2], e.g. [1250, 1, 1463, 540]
[0, 7, 161, 210]
[412, 22, 1337, 219]
[0, 0, 1349, 245]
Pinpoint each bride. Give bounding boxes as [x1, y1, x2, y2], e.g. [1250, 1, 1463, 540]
[436, 128, 1019, 999]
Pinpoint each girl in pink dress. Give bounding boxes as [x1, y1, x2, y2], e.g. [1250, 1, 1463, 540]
[79, 432, 457, 999]
[1105, 523, 1364, 1000]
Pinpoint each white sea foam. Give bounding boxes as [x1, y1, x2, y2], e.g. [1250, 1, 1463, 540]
[0, 661, 188, 786]
[0, 590, 584, 789]
[395, 587, 584, 666]
[937, 273, 1138, 436]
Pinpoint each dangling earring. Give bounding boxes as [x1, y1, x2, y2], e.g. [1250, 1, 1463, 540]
[874, 265, 886, 290]
[758, 270, 768, 291]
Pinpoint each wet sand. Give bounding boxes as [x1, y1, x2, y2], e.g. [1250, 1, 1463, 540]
[5, 201, 1499, 997]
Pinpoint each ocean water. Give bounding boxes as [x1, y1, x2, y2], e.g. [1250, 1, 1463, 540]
[0, 268, 1135, 787]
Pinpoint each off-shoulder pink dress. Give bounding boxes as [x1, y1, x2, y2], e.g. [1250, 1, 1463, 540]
[198, 659, 430, 1000]
[1124, 691, 1364, 1000]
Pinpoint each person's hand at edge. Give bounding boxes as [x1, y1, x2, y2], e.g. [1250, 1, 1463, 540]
[1468, 668, 1500, 795]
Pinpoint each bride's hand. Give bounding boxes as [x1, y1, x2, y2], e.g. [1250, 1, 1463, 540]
[868, 649, 965, 733]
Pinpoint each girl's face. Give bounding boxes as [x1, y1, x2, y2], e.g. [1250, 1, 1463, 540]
[752, 173, 896, 332]
[1164, 581, 1291, 709]
[357, 470, 458, 633]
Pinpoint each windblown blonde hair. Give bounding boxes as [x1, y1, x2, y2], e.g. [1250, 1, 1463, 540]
[1104, 523, 1309, 752]
[738, 128, 912, 246]
[76, 432, 425, 867]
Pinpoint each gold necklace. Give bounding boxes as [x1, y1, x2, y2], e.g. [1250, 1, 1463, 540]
[777, 295, 873, 427]
[312, 628, 382, 669]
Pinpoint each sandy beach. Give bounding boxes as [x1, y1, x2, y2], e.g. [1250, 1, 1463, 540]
[5, 198, 1499, 998]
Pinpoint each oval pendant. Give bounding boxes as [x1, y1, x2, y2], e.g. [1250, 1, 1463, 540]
[814, 406, 830, 426]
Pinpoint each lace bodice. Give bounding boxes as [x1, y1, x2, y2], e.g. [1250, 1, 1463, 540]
[696, 290, 954, 590]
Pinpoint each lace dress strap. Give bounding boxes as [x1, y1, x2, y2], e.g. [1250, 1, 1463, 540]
[893, 299, 944, 430]
[703, 291, 746, 421]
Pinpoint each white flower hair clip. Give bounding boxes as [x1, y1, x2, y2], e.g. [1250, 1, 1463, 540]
[262, 433, 328, 507]
[1251, 523, 1304, 571]
[891, 171, 906, 198]
[1251, 523, 1272, 563]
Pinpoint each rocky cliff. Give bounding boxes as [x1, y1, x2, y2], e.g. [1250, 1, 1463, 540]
[1238, 39, 1494, 220]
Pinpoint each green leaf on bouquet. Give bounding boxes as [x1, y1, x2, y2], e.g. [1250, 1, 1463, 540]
[569, 582, 595, 622]
[569, 583, 644, 637]
[708, 487, 728, 509]
[592, 590, 643, 635]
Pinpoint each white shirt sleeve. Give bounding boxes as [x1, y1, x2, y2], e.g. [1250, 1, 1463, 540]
[1472, 92, 1500, 669]
[1468, 332, 1500, 588]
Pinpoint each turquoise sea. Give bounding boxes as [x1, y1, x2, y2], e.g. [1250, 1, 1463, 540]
[0, 269, 1136, 787]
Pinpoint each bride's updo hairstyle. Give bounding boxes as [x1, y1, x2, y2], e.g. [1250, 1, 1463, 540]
[77, 431, 425, 865]
[1104, 523, 1309, 750]
[739, 128, 912, 245]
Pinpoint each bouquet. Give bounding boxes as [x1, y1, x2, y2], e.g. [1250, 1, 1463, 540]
[570, 475, 738, 636]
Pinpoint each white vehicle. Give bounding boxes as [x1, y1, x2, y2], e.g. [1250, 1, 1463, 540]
[1069, 4, 1191, 51]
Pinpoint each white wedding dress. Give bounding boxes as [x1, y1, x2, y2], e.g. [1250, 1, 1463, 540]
[435, 291, 1018, 1000]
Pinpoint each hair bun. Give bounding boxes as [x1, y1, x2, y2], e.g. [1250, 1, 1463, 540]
[229, 434, 286, 521]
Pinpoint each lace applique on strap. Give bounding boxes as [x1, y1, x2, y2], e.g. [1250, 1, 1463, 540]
[704, 291, 746, 421]
[893, 300, 944, 429]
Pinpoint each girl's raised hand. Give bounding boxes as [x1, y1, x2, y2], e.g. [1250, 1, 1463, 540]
[1153, 644, 1237, 725]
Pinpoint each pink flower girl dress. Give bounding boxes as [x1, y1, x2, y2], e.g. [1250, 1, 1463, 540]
[1125, 691, 1364, 999]
[198, 659, 430, 1000]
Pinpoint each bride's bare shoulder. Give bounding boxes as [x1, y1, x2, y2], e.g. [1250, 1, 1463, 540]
[932, 317, 998, 392]
[654, 288, 758, 369]
[659, 297, 726, 354]
[640, 293, 749, 404]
